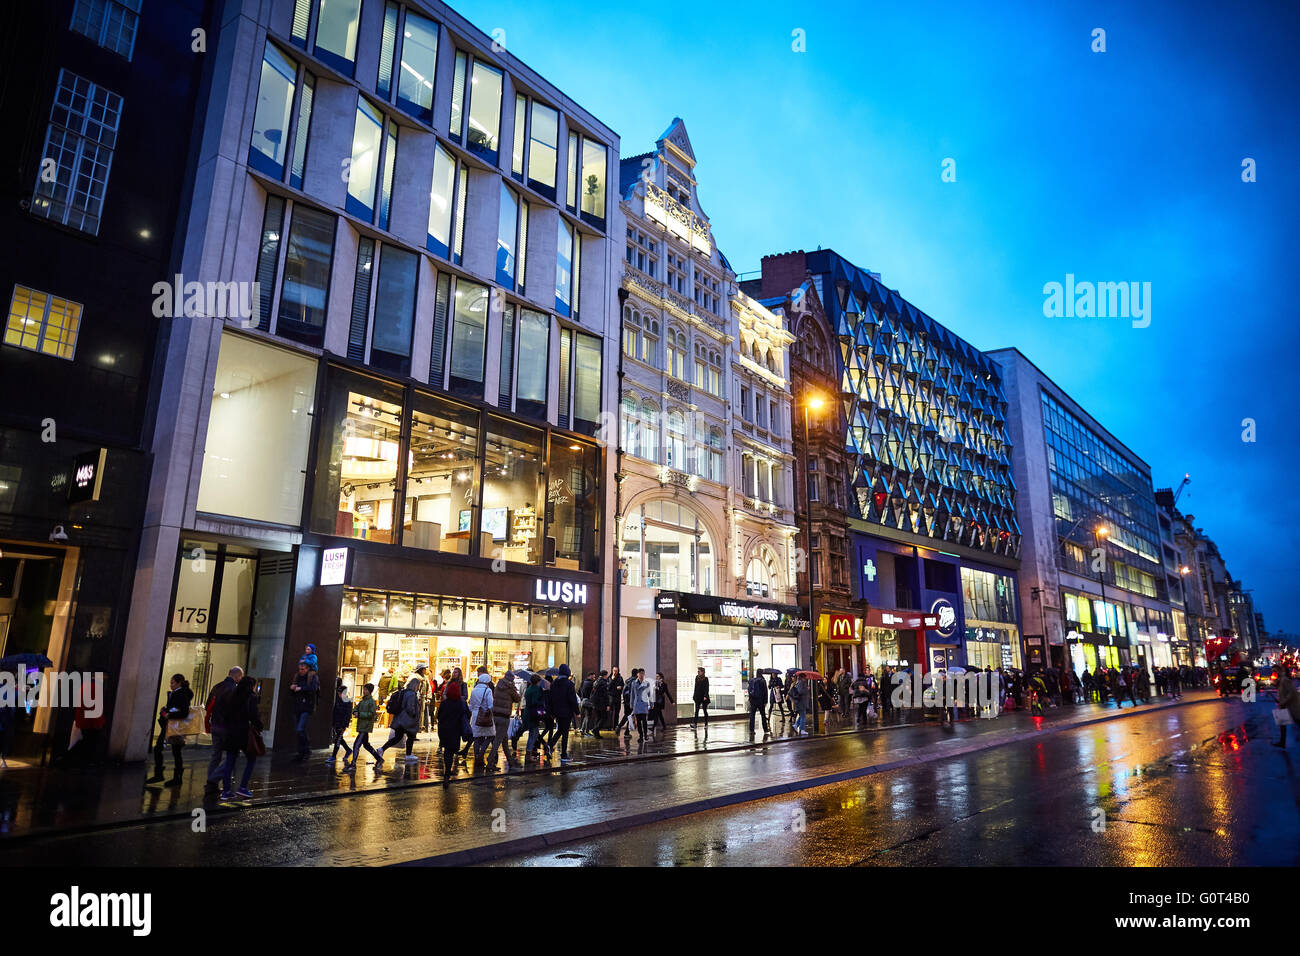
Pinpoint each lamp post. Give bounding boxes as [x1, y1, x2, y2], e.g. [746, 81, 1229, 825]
[611, 286, 629, 673]
[801, 392, 825, 731]
[1094, 525, 1111, 665]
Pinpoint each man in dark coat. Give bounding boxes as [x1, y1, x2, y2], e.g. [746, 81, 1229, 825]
[692, 667, 710, 729]
[204, 666, 243, 793]
[747, 671, 769, 735]
[607, 667, 625, 730]
[546, 664, 581, 761]
[590, 670, 610, 738]
[287, 660, 320, 760]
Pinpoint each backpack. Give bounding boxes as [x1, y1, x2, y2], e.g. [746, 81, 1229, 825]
[386, 689, 406, 716]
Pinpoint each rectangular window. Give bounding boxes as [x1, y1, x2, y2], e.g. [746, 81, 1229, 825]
[253, 196, 285, 332]
[289, 71, 315, 189]
[346, 98, 384, 220]
[32, 70, 122, 235]
[313, 0, 361, 75]
[309, 368, 405, 541]
[528, 102, 559, 199]
[497, 183, 518, 288]
[557, 327, 572, 428]
[498, 305, 515, 407]
[277, 204, 334, 345]
[565, 131, 578, 212]
[572, 331, 602, 435]
[555, 218, 574, 316]
[251, 44, 298, 179]
[516, 308, 549, 419]
[347, 236, 374, 360]
[466, 60, 502, 161]
[449, 278, 488, 398]
[517, 200, 529, 293]
[483, 416, 545, 564]
[377, 118, 397, 231]
[511, 94, 526, 179]
[396, 9, 438, 123]
[449, 51, 467, 140]
[197, 332, 317, 525]
[547, 437, 600, 573]
[5, 285, 82, 360]
[369, 244, 418, 376]
[70, 0, 141, 60]
[378, 2, 399, 100]
[291, 0, 311, 46]
[429, 271, 450, 384]
[579, 137, 607, 228]
[740, 386, 751, 421]
[453, 166, 468, 264]
[403, 393, 480, 553]
[427, 142, 455, 257]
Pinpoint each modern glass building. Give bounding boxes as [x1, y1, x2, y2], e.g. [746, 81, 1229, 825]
[754, 250, 1022, 676]
[991, 348, 1174, 676]
[108, 0, 620, 760]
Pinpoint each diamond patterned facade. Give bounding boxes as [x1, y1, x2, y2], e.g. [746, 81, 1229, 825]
[806, 251, 1021, 558]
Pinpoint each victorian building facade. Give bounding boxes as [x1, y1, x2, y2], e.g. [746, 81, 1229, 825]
[616, 119, 801, 722]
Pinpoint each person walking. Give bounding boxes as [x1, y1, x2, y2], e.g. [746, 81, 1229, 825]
[616, 669, 638, 736]
[489, 669, 521, 769]
[1169, 665, 1182, 699]
[147, 674, 193, 786]
[344, 683, 383, 769]
[1272, 665, 1300, 748]
[789, 678, 808, 734]
[437, 681, 467, 784]
[850, 672, 873, 726]
[691, 667, 710, 730]
[204, 666, 244, 792]
[590, 670, 610, 739]
[650, 671, 673, 733]
[522, 673, 550, 761]
[376, 676, 423, 766]
[767, 672, 786, 721]
[836, 669, 852, 718]
[287, 660, 319, 762]
[1082, 668, 1095, 702]
[327, 680, 354, 765]
[216, 675, 262, 799]
[577, 671, 595, 736]
[448, 667, 473, 761]
[879, 665, 895, 722]
[414, 664, 433, 734]
[629, 669, 651, 739]
[468, 672, 496, 768]
[607, 667, 625, 731]
[747, 670, 770, 735]
[546, 664, 581, 761]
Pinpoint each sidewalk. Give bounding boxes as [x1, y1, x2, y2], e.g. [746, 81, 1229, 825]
[0, 691, 1220, 843]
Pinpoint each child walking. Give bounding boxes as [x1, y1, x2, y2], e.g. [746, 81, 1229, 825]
[327, 679, 354, 766]
[345, 683, 383, 770]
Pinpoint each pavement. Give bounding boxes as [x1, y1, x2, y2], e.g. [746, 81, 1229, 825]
[483, 698, 1300, 867]
[0, 689, 1230, 866]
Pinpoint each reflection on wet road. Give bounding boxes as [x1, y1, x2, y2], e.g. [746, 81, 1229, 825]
[484, 702, 1300, 866]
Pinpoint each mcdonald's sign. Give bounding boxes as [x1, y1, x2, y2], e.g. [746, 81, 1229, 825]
[821, 613, 858, 642]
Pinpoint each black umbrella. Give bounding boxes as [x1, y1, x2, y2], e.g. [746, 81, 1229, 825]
[0, 653, 53, 670]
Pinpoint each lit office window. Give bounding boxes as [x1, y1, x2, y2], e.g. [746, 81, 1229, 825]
[369, 244, 418, 376]
[70, 0, 141, 60]
[5, 285, 82, 360]
[528, 102, 558, 198]
[449, 279, 489, 398]
[313, 0, 361, 75]
[396, 9, 438, 123]
[497, 183, 518, 288]
[277, 204, 335, 344]
[249, 44, 298, 180]
[555, 218, 574, 316]
[347, 98, 384, 220]
[515, 308, 549, 420]
[511, 94, 526, 178]
[31, 70, 122, 236]
[378, 118, 398, 231]
[449, 51, 467, 140]
[427, 142, 455, 257]
[579, 137, 607, 228]
[466, 60, 502, 160]
[289, 72, 315, 189]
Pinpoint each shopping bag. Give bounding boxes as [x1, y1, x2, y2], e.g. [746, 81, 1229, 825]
[508, 715, 522, 739]
[166, 709, 203, 739]
[1273, 708, 1295, 727]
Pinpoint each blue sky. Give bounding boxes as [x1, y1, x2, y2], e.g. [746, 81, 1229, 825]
[456, 0, 1300, 634]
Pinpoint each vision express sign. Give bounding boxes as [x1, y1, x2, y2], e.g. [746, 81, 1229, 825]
[661, 592, 804, 629]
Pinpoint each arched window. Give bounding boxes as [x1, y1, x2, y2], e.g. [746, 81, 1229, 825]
[622, 308, 641, 360]
[707, 426, 725, 482]
[621, 499, 714, 594]
[667, 327, 687, 379]
[746, 554, 773, 598]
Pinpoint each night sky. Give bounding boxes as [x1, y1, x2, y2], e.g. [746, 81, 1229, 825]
[454, 0, 1300, 633]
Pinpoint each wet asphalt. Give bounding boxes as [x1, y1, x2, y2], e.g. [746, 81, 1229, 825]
[0, 695, 1289, 867]
[480, 700, 1300, 866]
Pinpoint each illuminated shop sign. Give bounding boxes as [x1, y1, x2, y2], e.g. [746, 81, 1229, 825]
[534, 579, 588, 605]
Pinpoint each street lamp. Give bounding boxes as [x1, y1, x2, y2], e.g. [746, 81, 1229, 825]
[1094, 525, 1112, 664]
[801, 392, 826, 732]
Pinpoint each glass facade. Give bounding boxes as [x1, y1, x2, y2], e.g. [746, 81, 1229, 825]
[621, 499, 713, 593]
[810, 250, 1019, 556]
[1041, 390, 1165, 602]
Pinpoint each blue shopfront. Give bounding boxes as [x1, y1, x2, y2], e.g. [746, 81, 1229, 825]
[851, 532, 1024, 674]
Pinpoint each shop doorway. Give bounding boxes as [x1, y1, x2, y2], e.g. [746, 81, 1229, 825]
[821, 645, 853, 679]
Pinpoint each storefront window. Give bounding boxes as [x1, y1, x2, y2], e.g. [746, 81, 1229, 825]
[310, 368, 405, 542]
[215, 549, 256, 636]
[414, 596, 438, 629]
[482, 416, 544, 564]
[546, 435, 599, 573]
[358, 591, 387, 625]
[402, 391, 479, 554]
[172, 541, 217, 635]
[440, 597, 464, 630]
[197, 332, 317, 526]
[388, 593, 414, 629]
[676, 622, 747, 719]
[464, 600, 487, 633]
[622, 499, 713, 593]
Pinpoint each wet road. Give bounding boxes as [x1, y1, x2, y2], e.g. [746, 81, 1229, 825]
[483, 701, 1300, 866]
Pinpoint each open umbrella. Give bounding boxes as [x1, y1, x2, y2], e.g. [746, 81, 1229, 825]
[0, 653, 53, 670]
